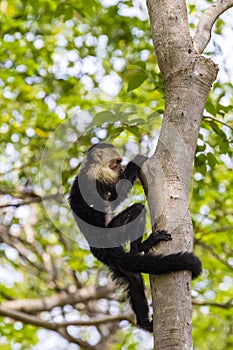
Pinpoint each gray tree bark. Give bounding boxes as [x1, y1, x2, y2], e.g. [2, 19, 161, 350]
[142, 0, 231, 348]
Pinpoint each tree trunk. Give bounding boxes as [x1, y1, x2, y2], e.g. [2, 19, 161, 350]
[144, 0, 218, 349]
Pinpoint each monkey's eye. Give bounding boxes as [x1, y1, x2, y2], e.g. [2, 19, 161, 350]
[109, 158, 122, 170]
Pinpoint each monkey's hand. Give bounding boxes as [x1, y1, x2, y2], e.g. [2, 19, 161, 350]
[135, 230, 172, 254]
[132, 154, 148, 168]
[150, 230, 172, 245]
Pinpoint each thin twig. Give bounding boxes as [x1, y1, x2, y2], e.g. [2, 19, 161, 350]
[203, 115, 233, 131]
[193, 298, 233, 309]
[57, 314, 134, 327]
[0, 194, 61, 209]
[196, 240, 233, 271]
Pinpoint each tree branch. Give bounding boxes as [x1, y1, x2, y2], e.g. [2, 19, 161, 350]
[193, 0, 233, 54]
[58, 327, 96, 349]
[0, 304, 133, 348]
[0, 194, 60, 209]
[192, 298, 233, 309]
[0, 305, 57, 330]
[0, 232, 44, 272]
[196, 240, 233, 271]
[203, 115, 233, 131]
[2, 286, 115, 313]
[0, 302, 134, 328]
[0, 305, 96, 349]
[58, 313, 135, 327]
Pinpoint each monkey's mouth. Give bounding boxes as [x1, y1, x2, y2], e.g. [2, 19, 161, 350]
[109, 165, 123, 173]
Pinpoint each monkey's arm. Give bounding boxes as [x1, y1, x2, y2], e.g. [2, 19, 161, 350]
[123, 155, 147, 183]
[115, 155, 147, 204]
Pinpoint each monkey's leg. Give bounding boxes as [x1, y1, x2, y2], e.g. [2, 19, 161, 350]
[108, 203, 146, 247]
[108, 203, 145, 228]
[111, 268, 153, 332]
[108, 205, 172, 253]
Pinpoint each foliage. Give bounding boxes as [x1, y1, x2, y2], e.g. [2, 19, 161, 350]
[0, 0, 232, 349]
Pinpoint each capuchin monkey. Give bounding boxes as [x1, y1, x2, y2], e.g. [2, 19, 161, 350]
[69, 143, 202, 332]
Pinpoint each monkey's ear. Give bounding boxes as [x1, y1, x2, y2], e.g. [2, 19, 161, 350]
[93, 150, 104, 163]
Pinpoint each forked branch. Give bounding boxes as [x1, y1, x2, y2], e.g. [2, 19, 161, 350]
[193, 0, 233, 54]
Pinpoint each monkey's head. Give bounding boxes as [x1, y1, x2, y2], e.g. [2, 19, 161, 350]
[84, 143, 123, 183]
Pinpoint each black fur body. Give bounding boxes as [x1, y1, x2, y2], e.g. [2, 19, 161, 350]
[69, 143, 202, 332]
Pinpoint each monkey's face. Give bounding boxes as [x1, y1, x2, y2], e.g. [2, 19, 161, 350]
[109, 156, 123, 173]
[90, 147, 122, 183]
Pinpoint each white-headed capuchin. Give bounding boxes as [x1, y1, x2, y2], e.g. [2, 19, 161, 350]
[69, 143, 202, 332]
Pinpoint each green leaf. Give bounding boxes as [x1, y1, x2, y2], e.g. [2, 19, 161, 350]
[155, 108, 164, 114]
[133, 61, 146, 70]
[205, 101, 216, 116]
[126, 125, 140, 137]
[127, 69, 148, 91]
[189, 4, 196, 14]
[198, 133, 204, 140]
[216, 103, 231, 114]
[194, 153, 207, 175]
[207, 153, 218, 168]
[64, 5, 73, 21]
[147, 111, 161, 120]
[55, 3, 66, 17]
[215, 18, 225, 34]
[28, 0, 39, 10]
[218, 139, 229, 153]
[196, 144, 206, 153]
[195, 153, 206, 166]
[81, 0, 96, 17]
[106, 126, 125, 139]
[127, 118, 145, 125]
[92, 111, 117, 125]
[209, 121, 227, 138]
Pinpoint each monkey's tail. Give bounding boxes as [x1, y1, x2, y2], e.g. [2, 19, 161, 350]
[118, 251, 202, 279]
[111, 268, 153, 332]
[90, 247, 202, 279]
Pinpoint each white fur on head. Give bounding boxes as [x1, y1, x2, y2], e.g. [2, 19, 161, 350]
[86, 146, 122, 183]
